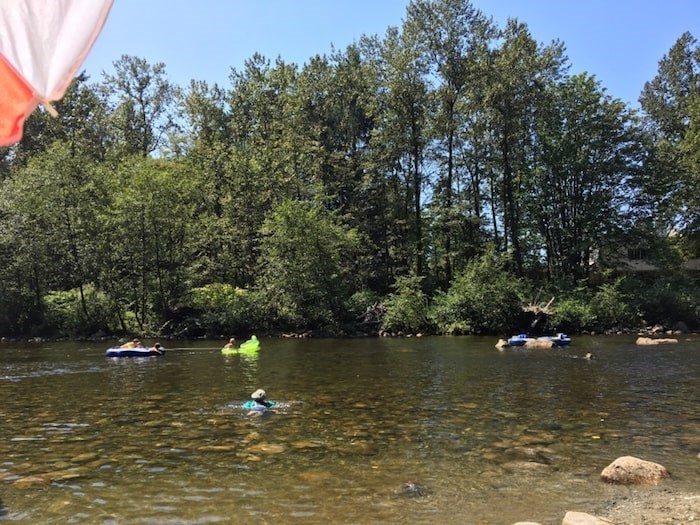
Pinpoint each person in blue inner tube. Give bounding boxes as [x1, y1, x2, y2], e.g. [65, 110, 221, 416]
[247, 388, 274, 416]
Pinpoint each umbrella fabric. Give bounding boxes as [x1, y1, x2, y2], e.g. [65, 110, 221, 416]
[0, 0, 113, 146]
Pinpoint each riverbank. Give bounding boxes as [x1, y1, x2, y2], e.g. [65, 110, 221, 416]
[511, 488, 700, 524]
[3, 311, 700, 345]
[594, 487, 700, 524]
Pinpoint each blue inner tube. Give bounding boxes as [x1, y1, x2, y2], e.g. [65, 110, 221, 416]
[105, 347, 165, 358]
[507, 334, 571, 347]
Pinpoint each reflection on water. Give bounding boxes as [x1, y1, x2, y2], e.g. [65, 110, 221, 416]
[1, 336, 699, 524]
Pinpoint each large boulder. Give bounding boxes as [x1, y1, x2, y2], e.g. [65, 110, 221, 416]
[524, 338, 555, 349]
[636, 336, 678, 345]
[600, 456, 671, 485]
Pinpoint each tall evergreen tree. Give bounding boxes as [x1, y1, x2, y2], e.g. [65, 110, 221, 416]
[225, 54, 302, 286]
[484, 19, 566, 275]
[639, 32, 700, 236]
[404, 0, 495, 285]
[101, 55, 179, 157]
[362, 27, 430, 286]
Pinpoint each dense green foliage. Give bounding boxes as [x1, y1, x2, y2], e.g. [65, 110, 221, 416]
[1, 0, 699, 338]
[257, 199, 360, 332]
[430, 249, 525, 334]
[382, 275, 432, 334]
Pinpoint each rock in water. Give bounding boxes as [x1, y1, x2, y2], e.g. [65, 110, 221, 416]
[600, 456, 671, 485]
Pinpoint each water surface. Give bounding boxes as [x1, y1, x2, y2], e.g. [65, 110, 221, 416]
[1, 336, 699, 524]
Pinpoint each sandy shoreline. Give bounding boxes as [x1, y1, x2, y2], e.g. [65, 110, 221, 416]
[592, 488, 700, 524]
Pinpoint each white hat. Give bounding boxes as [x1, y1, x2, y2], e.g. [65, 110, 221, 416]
[251, 389, 266, 401]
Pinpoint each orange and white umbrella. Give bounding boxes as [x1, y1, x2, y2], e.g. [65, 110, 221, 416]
[0, 0, 113, 147]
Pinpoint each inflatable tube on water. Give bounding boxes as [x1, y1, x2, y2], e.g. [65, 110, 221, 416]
[507, 333, 571, 347]
[221, 335, 260, 355]
[105, 347, 165, 358]
[242, 400, 276, 410]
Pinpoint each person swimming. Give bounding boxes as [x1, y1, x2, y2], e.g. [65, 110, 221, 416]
[245, 388, 274, 415]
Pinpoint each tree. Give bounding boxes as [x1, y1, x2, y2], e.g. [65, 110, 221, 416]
[223, 54, 305, 287]
[0, 142, 109, 334]
[97, 157, 197, 332]
[101, 55, 179, 157]
[532, 73, 644, 281]
[484, 19, 566, 275]
[680, 92, 700, 237]
[404, 0, 495, 285]
[639, 32, 700, 236]
[257, 200, 359, 331]
[6, 73, 110, 170]
[182, 80, 236, 284]
[361, 27, 430, 287]
[381, 274, 431, 334]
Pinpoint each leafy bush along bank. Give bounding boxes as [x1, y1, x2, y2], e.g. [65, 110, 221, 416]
[26, 251, 700, 339]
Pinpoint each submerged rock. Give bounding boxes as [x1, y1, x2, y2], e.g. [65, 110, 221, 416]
[70, 452, 99, 464]
[13, 475, 48, 489]
[246, 443, 286, 454]
[334, 440, 377, 456]
[297, 470, 333, 482]
[44, 467, 86, 482]
[291, 440, 323, 450]
[500, 460, 552, 474]
[197, 444, 237, 452]
[399, 481, 429, 497]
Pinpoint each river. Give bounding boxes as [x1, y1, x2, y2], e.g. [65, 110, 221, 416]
[1, 335, 699, 524]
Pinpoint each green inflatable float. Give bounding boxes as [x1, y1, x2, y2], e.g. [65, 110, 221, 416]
[221, 335, 260, 355]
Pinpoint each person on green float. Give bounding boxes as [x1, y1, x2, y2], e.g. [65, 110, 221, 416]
[223, 338, 237, 349]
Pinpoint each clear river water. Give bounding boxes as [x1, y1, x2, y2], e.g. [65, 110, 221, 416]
[1, 335, 699, 524]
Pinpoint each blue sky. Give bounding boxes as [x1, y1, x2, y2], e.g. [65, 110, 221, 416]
[83, 0, 700, 108]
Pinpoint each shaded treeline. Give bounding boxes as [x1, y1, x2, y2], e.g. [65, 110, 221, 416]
[1, 0, 699, 338]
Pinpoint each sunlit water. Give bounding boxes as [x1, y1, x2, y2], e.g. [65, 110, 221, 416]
[1, 336, 699, 524]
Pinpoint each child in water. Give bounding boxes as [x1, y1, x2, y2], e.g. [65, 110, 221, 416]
[246, 388, 273, 416]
